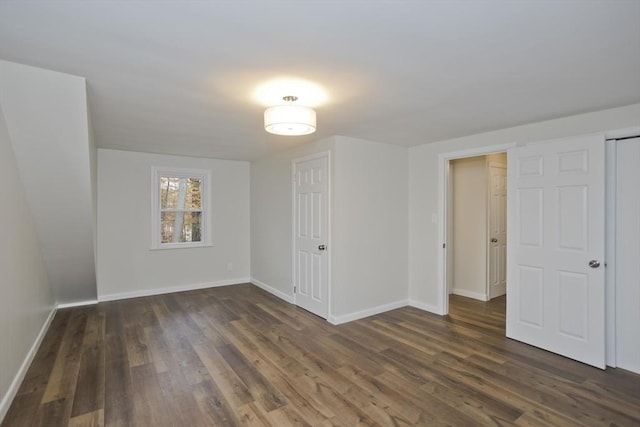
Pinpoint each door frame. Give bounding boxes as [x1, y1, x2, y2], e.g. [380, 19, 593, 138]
[604, 126, 640, 367]
[291, 150, 332, 319]
[437, 143, 516, 315]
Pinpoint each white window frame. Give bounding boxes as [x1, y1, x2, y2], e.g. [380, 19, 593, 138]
[150, 166, 212, 250]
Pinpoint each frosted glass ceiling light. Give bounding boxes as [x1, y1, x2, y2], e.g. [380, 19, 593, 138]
[264, 96, 316, 136]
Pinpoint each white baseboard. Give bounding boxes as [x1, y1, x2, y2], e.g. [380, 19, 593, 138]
[98, 277, 251, 302]
[56, 300, 98, 309]
[0, 306, 57, 423]
[452, 288, 488, 301]
[408, 299, 444, 315]
[328, 299, 408, 325]
[250, 278, 294, 304]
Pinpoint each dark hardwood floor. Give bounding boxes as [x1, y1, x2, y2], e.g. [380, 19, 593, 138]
[3, 285, 639, 426]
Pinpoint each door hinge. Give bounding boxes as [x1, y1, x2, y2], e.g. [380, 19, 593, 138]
[443, 243, 446, 249]
[293, 286, 296, 293]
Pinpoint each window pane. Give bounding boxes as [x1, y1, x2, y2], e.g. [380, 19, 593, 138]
[185, 178, 202, 209]
[161, 211, 202, 244]
[160, 177, 181, 209]
[182, 211, 202, 242]
[160, 211, 175, 243]
[160, 177, 202, 210]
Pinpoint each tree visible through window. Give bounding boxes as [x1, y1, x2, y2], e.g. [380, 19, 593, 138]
[151, 167, 210, 249]
[160, 177, 202, 243]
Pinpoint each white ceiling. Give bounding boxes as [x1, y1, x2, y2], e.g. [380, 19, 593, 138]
[0, 1, 638, 161]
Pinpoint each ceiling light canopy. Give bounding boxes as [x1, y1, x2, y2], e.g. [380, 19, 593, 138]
[264, 96, 316, 136]
[253, 78, 328, 107]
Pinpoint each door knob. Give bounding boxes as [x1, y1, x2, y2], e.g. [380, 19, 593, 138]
[318, 244, 326, 251]
[588, 260, 600, 268]
[491, 238, 498, 243]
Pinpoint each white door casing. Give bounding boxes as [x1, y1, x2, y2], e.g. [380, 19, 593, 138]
[488, 162, 507, 299]
[507, 133, 606, 368]
[293, 153, 329, 318]
[438, 143, 516, 315]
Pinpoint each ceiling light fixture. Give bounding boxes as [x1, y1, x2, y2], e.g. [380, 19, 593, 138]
[264, 96, 316, 136]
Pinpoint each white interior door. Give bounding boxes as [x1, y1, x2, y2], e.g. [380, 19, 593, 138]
[488, 162, 507, 299]
[293, 154, 329, 318]
[507, 133, 605, 368]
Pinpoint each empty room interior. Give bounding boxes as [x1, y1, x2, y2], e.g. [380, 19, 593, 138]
[1, 1, 640, 426]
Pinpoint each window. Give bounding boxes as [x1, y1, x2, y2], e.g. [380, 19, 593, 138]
[151, 167, 211, 249]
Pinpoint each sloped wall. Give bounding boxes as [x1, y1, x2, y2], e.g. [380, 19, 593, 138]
[0, 60, 96, 303]
[0, 104, 54, 421]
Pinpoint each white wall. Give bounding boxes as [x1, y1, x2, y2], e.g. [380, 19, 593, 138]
[0, 60, 96, 303]
[88, 108, 98, 278]
[250, 137, 336, 300]
[451, 156, 487, 300]
[330, 136, 408, 321]
[250, 135, 408, 322]
[615, 138, 640, 373]
[97, 149, 250, 300]
[0, 105, 54, 421]
[409, 103, 640, 309]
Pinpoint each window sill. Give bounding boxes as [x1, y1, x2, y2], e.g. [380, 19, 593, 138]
[150, 242, 214, 251]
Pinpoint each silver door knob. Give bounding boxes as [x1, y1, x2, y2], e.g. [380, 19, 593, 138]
[318, 244, 326, 251]
[490, 238, 498, 243]
[588, 260, 600, 268]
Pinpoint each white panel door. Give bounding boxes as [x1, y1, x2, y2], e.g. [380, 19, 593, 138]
[507, 134, 605, 368]
[488, 163, 507, 299]
[293, 154, 329, 318]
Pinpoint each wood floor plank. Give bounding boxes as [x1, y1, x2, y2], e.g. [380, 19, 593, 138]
[150, 297, 211, 386]
[70, 309, 105, 419]
[450, 353, 639, 426]
[255, 368, 334, 423]
[154, 369, 204, 427]
[2, 310, 72, 427]
[3, 286, 639, 427]
[334, 366, 424, 424]
[102, 303, 134, 427]
[192, 379, 241, 426]
[41, 309, 87, 404]
[31, 399, 67, 427]
[124, 324, 151, 368]
[216, 343, 287, 412]
[470, 353, 640, 422]
[130, 364, 172, 427]
[288, 374, 381, 426]
[68, 409, 104, 427]
[266, 405, 311, 427]
[380, 368, 522, 426]
[14, 310, 72, 397]
[141, 325, 170, 374]
[192, 341, 255, 409]
[235, 402, 272, 427]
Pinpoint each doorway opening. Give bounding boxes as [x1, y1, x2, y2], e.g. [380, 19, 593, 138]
[448, 153, 507, 302]
[437, 143, 515, 317]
